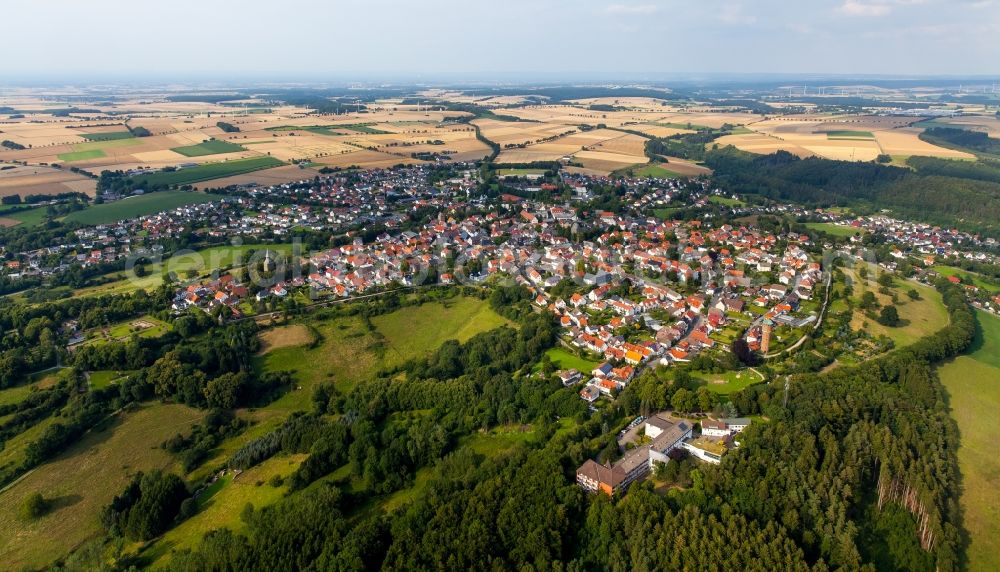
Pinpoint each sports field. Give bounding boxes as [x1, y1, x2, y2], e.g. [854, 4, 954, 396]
[171, 139, 246, 157]
[63, 190, 216, 225]
[804, 222, 866, 238]
[940, 311, 1000, 572]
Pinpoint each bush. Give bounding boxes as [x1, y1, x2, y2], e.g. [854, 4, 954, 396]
[19, 492, 49, 519]
[878, 305, 900, 327]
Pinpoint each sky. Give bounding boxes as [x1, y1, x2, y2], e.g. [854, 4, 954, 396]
[3, 0, 998, 80]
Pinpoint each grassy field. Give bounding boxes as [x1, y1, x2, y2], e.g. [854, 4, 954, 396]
[80, 131, 134, 141]
[940, 311, 1000, 572]
[825, 130, 875, 140]
[541, 347, 599, 373]
[498, 168, 546, 176]
[267, 125, 336, 135]
[171, 139, 246, 157]
[847, 271, 949, 348]
[708, 195, 744, 207]
[58, 137, 142, 161]
[631, 164, 685, 179]
[0, 204, 49, 227]
[128, 157, 283, 187]
[0, 404, 204, 570]
[87, 370, 131, 389]
[693, 368, 765, 394]
[931, 266, 1000, 293]
[655, 122, 711, 130]
[653, 206, 685, 219]
[188, 296, 509, 483]
[143, 454, 306, 567]
[804, 222, 865, 238]
[63, 190, 216, 225]
[329, 123, 390, 134]
[0, 371, 61, 408]
[57, 149, 105, 162]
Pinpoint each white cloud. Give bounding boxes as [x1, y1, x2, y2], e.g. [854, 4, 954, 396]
[839, 1, 892, 16]
[719, 4, 757, 24]
[606, 3, 659, 14]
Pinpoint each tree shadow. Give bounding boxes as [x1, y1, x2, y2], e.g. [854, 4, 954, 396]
[965, 311, 986, 356]
[47, 493, 83, 512]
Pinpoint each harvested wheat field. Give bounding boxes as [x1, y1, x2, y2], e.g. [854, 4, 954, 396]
[496, 128, 649, 174]
[715, 114, 972, 161]
[313, 149, 423, 169]
[0, 164, 97, 198]
[929, 115, 1000, 137]
[875, 128, 974, 159]
[192, 165, 322, 190]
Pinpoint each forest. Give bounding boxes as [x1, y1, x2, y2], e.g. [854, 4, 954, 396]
[38, 278, 971, 571]
[705, 146, 1000, 238]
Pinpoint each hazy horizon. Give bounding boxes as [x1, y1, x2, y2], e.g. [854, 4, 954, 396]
[4, 0, 998, 78]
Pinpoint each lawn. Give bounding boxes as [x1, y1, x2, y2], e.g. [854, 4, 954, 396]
[540, 347, 599, 373]
[143, 454, 306, 567]
[939, 312, 1000, 572]
[126, 157, 284, 188]
[931, 266, 1000, 294]
[80, 131, 135, 141]
[653, 206, 685, 219]
[63, 190, 216, 225]
[171, 139, 246, 157]
[0, 404, 204, 570]
[87, 370, 131, 388]
[804, 222, 865, 238]
[692, 369, 765, 395]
